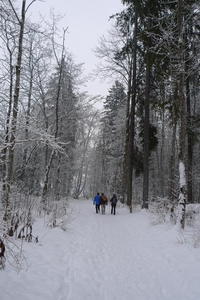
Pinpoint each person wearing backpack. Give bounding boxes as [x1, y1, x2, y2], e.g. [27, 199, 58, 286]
[100, 193, 108, 215]
[93, 192, 101, 214]
[110, 194, 118, 215]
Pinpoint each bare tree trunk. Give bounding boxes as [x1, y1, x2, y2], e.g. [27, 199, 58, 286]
[3, 0, 26, 221]
[169, 122, 177, 203]
[41, 150, 55, 209]
[101, 136, 107, 193]
[177, 0, 187, 229]
[55, 153, 61, 201]
[79, 161, 89, 197]
[122, 67, 132, 203]
[74, 158, 85, 199]
[126, 10, 138, 213]
[2, 41, 14, 197]
[41, 29, 67, 208]
[142, 55, 151, 209]
[23, 42, 34, 169]
[160, 96, 165, 198]
[185, 24, 193, 203]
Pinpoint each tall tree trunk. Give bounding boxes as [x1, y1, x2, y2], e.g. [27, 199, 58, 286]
[169, 122, 177, 203]
[55, 153, 61, 201]
[41, 30, 66, 208]
[101, 137, 107, 193]
[159, 93, 165, 198]
[185, 22, 193, 203]
[41, 150, 55, 209]
[3, 0, 26, 221]
[122, 67, 132, 203]
[177, 0, 187, 229]
[126, 10, 138, 213]
[2, 48, 14, 196]
[142, 54, 151, 209]
[23, 42, 34, 170]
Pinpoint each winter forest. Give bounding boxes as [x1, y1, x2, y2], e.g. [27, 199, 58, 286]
[0, 0, 200, 299]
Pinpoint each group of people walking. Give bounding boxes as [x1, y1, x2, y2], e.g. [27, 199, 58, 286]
[93, 193, 118, 215]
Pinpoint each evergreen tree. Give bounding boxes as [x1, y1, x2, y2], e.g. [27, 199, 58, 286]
[93, 81, 126, 196]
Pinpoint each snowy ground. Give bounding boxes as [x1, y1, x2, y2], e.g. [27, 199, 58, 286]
[1, 199, 200, 300]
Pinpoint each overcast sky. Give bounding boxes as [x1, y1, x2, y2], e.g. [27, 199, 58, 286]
[30, 0, 124, 97]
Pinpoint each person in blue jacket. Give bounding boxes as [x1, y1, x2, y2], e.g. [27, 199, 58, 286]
[93, 192, 101, 214]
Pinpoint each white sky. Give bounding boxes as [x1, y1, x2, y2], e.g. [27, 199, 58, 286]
[30, 0, 124, 97]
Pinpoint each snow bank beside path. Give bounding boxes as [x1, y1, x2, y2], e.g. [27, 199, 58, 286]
[1, 199, 200, 300]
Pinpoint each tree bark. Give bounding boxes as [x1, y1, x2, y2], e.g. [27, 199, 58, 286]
[142, 54, 151, 209]
[126, 10, 138, 213]
[122, 66, 132, 203]
[168, 122, 177, 203]
[2, 41, 14, 197]
[41, 30, 66, 208]
[22, 42, 34, 169]
[185, 22, 193, 203]
[3, 0, 26, 221]
[177, 0, 187, 229]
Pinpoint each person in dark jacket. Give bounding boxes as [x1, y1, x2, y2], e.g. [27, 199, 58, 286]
[0, 239, 5, 258]
[0, 238, 5, 269]
[93, 193, 101, 213]
[110, 194, 118, 215]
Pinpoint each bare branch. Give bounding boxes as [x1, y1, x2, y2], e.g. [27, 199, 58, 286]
[7, 0, 21, 24]
[25, 0, 37, 14]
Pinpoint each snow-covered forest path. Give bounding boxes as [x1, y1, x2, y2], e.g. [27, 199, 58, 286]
[1, 200, 200, 300]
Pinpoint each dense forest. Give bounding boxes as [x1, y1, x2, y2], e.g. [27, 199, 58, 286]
[0, 0, 200, 269]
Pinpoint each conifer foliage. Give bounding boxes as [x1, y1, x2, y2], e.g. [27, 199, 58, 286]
[94, 0, 200, 227]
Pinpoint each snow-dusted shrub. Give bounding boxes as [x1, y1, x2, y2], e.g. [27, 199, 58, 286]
[60, 206, 74, 231]
[0, 227, 26, 271]
[48, 199, 70, 230]
[192, 224, 200, 248]
[0, 192, 40, 270]
[150, 197, 173, 224]
[185, 204, 200, 226]
[5, 206, 38, 243]
[175, 204, 200, 248]
[184, 204, 200, 247]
